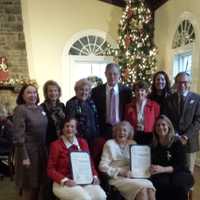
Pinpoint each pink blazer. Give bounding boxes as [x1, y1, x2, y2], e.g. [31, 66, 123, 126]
[125, 98, 160, 133]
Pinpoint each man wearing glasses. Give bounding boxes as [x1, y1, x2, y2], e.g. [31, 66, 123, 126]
[164, 72, 200, 173]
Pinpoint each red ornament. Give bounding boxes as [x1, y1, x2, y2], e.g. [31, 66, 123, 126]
[125, 35, 132, 48]
[127, 9, 134, 19]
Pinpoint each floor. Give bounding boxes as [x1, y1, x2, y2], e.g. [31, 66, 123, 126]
[0, 166, 200, 200]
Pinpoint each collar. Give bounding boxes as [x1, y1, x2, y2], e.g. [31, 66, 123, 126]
[178, 90, 188, 97]
[106, 83, 119, 93]
[61, 135, 80, 150]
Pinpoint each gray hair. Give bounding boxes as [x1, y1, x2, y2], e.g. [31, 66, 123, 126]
[74, 78, 93, 91]
[175, 72, 191, 83]
[105, 63, 120, 73]
[112, 121, 134, 140]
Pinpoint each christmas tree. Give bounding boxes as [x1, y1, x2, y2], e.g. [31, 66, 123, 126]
[107, 0, 157, 87]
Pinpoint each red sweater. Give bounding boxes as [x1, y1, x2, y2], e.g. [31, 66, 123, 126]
[47, 137, 97, 184]
[125, 99, 160, 133]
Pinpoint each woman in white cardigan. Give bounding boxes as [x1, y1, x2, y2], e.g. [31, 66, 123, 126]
[99, 121, 155, 200]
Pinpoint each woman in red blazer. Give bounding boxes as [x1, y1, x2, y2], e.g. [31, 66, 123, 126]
[47, 118, 106, 200]
[125, 81, 160, 145]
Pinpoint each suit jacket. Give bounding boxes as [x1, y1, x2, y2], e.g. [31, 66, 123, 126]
[125, 99, 160, 133]
[164, 92, 200, 152]
[47, 137, 97, 184]
[91, 83, 132, 134]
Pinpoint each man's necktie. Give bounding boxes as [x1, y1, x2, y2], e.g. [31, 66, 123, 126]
[179, 95, 185, 116]
[108, 88, 117, 125]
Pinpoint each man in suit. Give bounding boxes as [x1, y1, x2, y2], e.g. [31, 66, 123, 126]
[91, 63, 132, 139]
[164, 72, 200, 173]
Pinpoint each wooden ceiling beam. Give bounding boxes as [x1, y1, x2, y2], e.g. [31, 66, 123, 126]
[99, 0, 169, 11]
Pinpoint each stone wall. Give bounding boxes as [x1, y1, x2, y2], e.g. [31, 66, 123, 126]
[0, 0, 28, 111]
[0, 0, 28, 78]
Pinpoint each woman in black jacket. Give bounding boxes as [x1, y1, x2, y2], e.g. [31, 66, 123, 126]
[150, 115, 194, 200]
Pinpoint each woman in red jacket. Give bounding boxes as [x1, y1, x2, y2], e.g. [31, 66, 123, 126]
[47, 118, 106, 200]
[125, 81, 160, 145]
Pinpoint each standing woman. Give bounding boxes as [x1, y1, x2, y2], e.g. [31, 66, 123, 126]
[148, 71, 171, 113]
[150, 115, 194, 200]
[65, 78, 100, 150]
[41, 80, 65, 147]
[125, 81, 160, 145]
[13, 84, 48, 200]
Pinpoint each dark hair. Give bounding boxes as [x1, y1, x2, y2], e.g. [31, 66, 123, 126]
[43, 80, 61, 100]
[132, 80, 149, 92]
[175, 72, 191, 83]
[16, 84, 39, 105]
[151, 71, 171, 96]
[61, 117, 77, 130]
[105, 63, 120, 73]
[152, 114, 175, 147]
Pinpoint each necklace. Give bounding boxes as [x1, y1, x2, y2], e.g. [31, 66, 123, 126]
[119, 144, 127, 155]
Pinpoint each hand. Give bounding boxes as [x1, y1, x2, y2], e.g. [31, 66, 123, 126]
[64, 179, 76, 187]
[150, 165, 164, 175]
[180, 135, 188, 145]
[92, 176, 100, 185]
[119, 169, 132, 178]
[22, 159, 31, 167]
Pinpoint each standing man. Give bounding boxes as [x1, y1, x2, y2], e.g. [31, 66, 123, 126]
[164, 72, 200, 173]
[91, 63, 132, 139]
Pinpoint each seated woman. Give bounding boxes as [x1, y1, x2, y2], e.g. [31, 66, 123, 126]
[150, 115, 194, 200]
[99, 121, 155, 200]
[125, 81, 160, 145]
[47, 118, 106, 200]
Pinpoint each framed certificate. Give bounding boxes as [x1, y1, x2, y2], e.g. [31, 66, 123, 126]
[70, 151, 93, 185]
[130, 145, 151, 178]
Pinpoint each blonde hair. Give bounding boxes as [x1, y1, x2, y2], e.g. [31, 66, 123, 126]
[112, 121, 134, 140]
[74, 78, 92, 91]
[153, 114, 176, 147]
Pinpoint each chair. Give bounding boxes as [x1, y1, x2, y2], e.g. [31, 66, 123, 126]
[0, 144, 15, 180]
[0, 119, 14, 181]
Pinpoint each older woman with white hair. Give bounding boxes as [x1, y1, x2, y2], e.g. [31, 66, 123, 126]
[99, 121, 155, 200]
[65, 78, 100, 150]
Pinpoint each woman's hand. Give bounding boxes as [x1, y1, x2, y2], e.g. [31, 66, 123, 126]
[119, 169, 132, 178]
[22, 158, 31, 167]
[64, 179, 76, 187]
[150, 165, 164, 175]
[92, 176, 100, 185]
[150, 165, 173, 175]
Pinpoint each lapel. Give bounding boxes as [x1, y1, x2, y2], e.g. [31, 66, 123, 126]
[180, 92, 192, 117]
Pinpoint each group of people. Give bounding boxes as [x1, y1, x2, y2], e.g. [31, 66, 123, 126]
[7, 62, 200, 200]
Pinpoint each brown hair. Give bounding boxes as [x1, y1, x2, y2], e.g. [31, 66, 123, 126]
[43, 80, 61, 100]
[16, 84, 39, 105]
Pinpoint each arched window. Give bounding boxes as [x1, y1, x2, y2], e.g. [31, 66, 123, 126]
[69, 35, 110, 56]
[172, 20, 195, 77]
[62, 31, 116, 100]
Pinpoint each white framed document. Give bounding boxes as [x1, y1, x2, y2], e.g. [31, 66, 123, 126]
[70, 151, 93, 185]
[130, 145, 151, 178]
